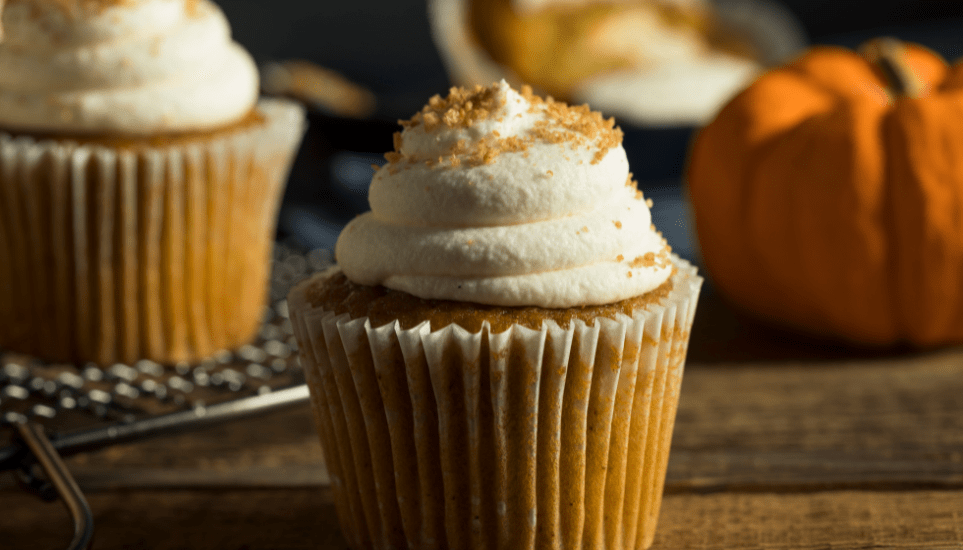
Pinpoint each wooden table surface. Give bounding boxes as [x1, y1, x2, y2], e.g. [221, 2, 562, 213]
[4, 286, 963, 549]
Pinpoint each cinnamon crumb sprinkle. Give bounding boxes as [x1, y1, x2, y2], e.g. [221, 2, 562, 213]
[627, 272, 633, 278]
[400, 84, 507, 131]
[386, 82, 625, 171]
[370, 164, 380, 171]
[521, 86, 623, 164]
[442, 108, 460, 127]
[422, 112, 440, 132]
[546, 170, 553, 176]
[613, 221, 622, 229]
[630, 252, 657, 268]
[646, 198, 654, 208]
[616, 254, 624, 262]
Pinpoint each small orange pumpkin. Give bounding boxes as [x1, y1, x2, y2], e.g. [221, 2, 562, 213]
[687, 39, 963, 346]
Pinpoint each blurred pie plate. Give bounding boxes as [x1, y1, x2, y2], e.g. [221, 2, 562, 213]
[429, 0, 807, 178]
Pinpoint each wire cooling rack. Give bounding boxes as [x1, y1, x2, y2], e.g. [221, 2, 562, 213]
[0, 243, 331, 550]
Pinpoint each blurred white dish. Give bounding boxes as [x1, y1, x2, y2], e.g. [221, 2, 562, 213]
[429, 0, 806, 127]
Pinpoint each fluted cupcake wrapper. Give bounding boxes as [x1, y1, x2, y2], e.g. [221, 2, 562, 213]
[0, 98, 306, 365]
[289, 258, 702, 550]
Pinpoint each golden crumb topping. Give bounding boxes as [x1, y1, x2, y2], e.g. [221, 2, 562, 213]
[400, 83, 507, 132]
[521, 85, 623, 164]
[383, 82, 624, 171]
[629, 247, 672, 270]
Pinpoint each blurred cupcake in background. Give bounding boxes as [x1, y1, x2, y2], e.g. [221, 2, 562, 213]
[0, 0, 305, 365]
[430, 0, 806, 127]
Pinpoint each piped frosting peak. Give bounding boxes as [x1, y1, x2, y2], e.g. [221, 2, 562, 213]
[337, 81, 672, 308]
[0, 0, 258, 135]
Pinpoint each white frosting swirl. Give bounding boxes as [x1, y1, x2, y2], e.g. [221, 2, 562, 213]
[337, 81, 673, 308]
[0, 0, 259, 134]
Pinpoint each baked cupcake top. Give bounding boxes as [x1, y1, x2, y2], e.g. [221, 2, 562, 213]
[0, 0, 258, 135]
[336, 80, 672, 309]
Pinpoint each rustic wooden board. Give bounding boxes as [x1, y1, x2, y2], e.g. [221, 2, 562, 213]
[653, 490, 963, 549]
[18, 337, 960, 493]
[5, 487, 963, 549]
[4, 289, 963, 548]
[669, 347, 963, 491]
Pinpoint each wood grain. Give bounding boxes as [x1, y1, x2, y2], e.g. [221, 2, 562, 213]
[652, 490, 963, 549]
[669, 347, 963, 491]
[21, 339, 960, 493]
[4, 288, 963, 548]
[4, 487, 963, 549]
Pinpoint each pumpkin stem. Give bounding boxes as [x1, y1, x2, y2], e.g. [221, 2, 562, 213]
[860, 38, 923, 99]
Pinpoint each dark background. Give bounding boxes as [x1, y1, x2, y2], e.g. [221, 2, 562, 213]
[220, 0, 963, 118]
[220, 0, 963, 254]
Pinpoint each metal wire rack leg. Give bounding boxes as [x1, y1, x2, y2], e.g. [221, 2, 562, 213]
[12, 420, 94, 550]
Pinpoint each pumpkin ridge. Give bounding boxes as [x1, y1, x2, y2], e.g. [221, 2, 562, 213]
[749, 102, 895, 342]
[884, 95, 963, 344]
[785, 46, 890, 105]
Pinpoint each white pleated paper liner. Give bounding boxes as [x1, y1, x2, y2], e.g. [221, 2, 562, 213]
[0, 98, 306, 365]
[289, 257, 703, 550]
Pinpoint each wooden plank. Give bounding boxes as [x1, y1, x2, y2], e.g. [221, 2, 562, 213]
[3, 290, 961, 496]
[61, 407, 325, 471]
[4, 486, 963, 549]
[672, 347, 963, 490]
[27, 343, 960, 492]
[0, 487, 344, 550]
[652, 489, 963, 549]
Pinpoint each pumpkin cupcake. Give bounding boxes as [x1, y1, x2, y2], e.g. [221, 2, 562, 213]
[0, 0, 305, 365]
[288, 81, 702, 550]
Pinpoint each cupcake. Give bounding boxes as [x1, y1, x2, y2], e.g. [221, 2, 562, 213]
[288, 81, 701, 549]
[0, 0, 306, 365]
